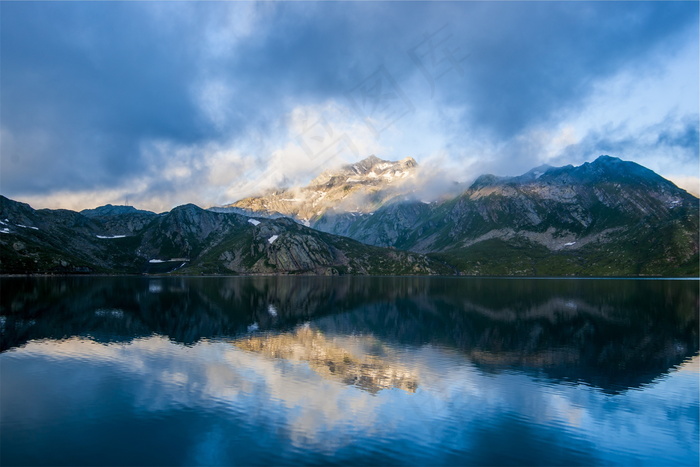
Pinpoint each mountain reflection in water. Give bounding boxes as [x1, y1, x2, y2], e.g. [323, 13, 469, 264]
[234, 326, 418, 394]
[1, 276, 698, 466]
[1, 276, 697, 393]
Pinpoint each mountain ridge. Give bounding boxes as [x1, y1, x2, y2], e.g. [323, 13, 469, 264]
[1, 155, 697, 276]
[217, 154, 698, 276]
[0, 195, 450, 276]
[221, 155, 420, 225]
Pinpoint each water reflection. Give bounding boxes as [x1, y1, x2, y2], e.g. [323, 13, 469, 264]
[1, 335, 697, 466]
[1, 276, 697, 393]
[234, 327, 419, 394]
[0, 276, 698, 466]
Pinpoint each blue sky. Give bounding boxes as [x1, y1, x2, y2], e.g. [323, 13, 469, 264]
[1, 1, 698, 211]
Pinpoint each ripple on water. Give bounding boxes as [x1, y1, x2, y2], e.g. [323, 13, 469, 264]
[1, 277, 698, 466]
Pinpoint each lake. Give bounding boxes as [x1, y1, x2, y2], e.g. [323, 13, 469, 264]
[1, 276, 698, 466]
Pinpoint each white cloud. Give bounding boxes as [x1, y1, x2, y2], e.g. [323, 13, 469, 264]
[9, 26, 698, 213]
[194, 80, 234, 130]
[13, 100, 390, 211]
[16, 183, 151, 213]
[437, 29, 700, 183]
[9, 335, 699, 461]
[202, 2, 270, 59]
[218, 101, 390, 201]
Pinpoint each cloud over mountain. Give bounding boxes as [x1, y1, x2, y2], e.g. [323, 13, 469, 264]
[1, 2, 697, 211]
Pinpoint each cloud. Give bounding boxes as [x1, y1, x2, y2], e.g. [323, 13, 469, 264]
[1, 2, 697, 210]
[431, 26, 700, 183]
[552, 114, 699, 180]
[1, 2, 211, 194]
[667, 176, 700, 198]
[7, 335, 698, 464]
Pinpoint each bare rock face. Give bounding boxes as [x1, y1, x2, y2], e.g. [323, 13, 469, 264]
[1, 155, 696, 276]
[225, 155, 419, 225]
[220, 155, 699, 276]
[358, 156, 698, 275]
[0, 196, 449, 275]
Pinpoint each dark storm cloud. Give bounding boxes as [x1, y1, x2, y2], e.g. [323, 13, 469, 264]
[656, 118, 700, 152]
[433, 1, 698, 139]
[0, 1, 393, 196]
[0, 1, 697, 205]
[0, 2, 214, 193]
[554, 114, 700, 169]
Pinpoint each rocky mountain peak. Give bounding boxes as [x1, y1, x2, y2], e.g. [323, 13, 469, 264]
[309, 155, 418, 187]
[81, 204, 156, 218]
[351, 154, 417, 173]
[594, 154, 620, 162]
[226, 155, 420, 223]
[2, 155, 697, 277]
[354, 154, 384, 172]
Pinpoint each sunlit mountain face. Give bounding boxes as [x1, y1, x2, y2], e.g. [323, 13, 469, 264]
[1, 156, 698, 276]
[230, 155, 698, 276]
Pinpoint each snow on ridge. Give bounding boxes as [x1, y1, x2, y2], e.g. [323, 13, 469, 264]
[564, 242, 576, 246]
[268, 235, 279, 244]
[96, 234, 126, 239]
[17, 224, 39, 230]
[0, 228, 10, 234]
[248, 219, 261, 226]
[149, 258, 190, 263]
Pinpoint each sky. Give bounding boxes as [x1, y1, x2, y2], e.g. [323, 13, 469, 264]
[1, 1, 698, 212]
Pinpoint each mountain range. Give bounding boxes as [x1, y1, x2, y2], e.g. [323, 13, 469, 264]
[1, 155, 697, 276]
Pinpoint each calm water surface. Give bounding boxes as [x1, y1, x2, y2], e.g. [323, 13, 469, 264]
[1, 276, 698, 466]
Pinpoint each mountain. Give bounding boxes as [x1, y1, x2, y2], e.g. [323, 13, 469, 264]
[222, 155, 699, 276]
[222, 155, 419, 225]
[80, 204, 158, 235]
[81, 204, 156, 218]
[2, 155, 697, 276]
[0, 196, 450, 275]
